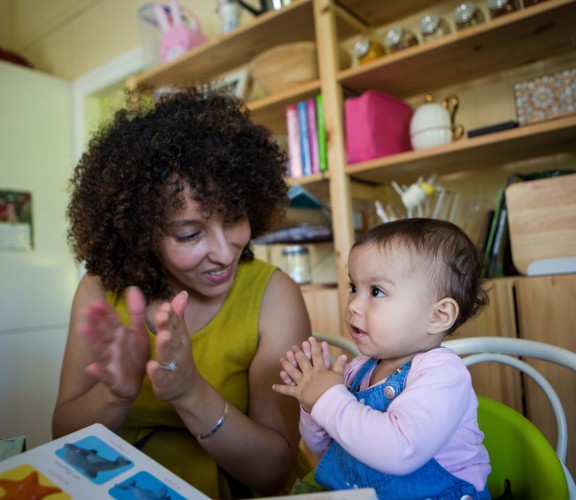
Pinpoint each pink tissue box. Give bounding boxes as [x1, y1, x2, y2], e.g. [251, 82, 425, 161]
[345, 90, 413, 164]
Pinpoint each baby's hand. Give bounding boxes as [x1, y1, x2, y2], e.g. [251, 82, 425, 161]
[273, 337, 347, 413]
[279, 338, 332, 386]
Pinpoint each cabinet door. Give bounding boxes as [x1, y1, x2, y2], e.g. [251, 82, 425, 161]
[301, 284, 342, 337]
[454, 278, 523, 412]
[515, 274, 576, 477]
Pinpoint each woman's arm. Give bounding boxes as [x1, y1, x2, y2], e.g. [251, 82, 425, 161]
[162, 270, 312, 494]
[52, 275, 150, 437]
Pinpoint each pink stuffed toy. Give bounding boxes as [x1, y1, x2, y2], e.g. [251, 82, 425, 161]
[154, 0, 207, 63]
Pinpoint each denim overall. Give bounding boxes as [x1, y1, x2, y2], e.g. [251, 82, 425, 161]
[314, 357, 490, 500]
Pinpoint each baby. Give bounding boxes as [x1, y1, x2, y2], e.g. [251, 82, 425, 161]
[274, 218, 491, 499]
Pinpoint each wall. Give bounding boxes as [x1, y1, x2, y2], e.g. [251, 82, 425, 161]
[0, 0, 253, 80]
[0, 61, 77, 447]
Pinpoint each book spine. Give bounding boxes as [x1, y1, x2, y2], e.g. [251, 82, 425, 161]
[285, 105, 303, 178]
[484, 190, 504, 260]
[488, 199, 508, 277]
[316, 94, 328, 172]
[306, 98, 320, 174]
[297, 101, 312, 176]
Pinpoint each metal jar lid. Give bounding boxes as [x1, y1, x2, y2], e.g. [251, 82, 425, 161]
[282, 245, 309, 256]
[384, 27, 404, 48]
[487, 0, 511, 8]
[420, 14, 441, 35]
[353, 38, 371, 58]
[453, 2, 477, 23]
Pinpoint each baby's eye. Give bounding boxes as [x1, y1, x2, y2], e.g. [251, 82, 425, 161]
[370, 286, 384, 297]
[348, 282, 357, 294]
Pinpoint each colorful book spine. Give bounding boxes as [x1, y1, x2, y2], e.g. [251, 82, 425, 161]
[306, 98, 320, 174]
[297, 100, 312, 176]
[316, 94, 328, 172]
[285, 104, 303, 178]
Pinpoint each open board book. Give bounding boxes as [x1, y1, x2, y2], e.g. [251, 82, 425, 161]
[0, 423, 209, 499]
[0, 422, 377, 499]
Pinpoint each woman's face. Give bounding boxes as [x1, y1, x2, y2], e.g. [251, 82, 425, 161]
[156, 192, 251, 300]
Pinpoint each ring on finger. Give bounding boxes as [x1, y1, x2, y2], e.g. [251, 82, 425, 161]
[159, 360, 177, 372]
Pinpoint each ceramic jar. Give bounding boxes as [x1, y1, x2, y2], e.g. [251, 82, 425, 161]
[410, 94, 464, 150]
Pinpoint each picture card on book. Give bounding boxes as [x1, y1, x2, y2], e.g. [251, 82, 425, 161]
[0, 423, 209, 499]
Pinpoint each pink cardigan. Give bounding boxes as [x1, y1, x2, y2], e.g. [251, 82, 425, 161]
[300, 348, 491, 492]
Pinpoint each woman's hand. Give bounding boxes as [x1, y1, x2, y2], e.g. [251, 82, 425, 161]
[147, 291, 198, 402]
[273, 336, 348, 413]
[80, 286, 150, 401]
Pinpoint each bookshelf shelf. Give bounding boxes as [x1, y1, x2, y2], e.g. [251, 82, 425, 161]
[346, 115, 576, 184]
[249, 80, 321, 134]
[337, 0, 576, 98]
[128, 0, 315, 89]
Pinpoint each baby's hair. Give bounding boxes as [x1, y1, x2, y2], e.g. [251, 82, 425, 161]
[353, 218, 489, 333]
[67, 85, 288, 301]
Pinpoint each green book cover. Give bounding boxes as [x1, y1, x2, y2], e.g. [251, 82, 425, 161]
[483, 189, 504, 269]
[316, 94, 328, 172]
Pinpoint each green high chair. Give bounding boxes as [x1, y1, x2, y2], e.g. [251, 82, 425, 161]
[478, 395, 569, 499]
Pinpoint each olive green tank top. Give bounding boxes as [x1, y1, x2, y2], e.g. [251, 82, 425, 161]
[108, 258, 276, 498]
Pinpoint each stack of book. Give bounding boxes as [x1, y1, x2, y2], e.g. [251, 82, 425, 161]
[285, 95, 328, 178]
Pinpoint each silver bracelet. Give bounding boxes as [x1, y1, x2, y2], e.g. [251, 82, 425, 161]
[197, 400, 229, 440]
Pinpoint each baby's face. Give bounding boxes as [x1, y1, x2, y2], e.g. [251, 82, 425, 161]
[346, 243, 439, 361]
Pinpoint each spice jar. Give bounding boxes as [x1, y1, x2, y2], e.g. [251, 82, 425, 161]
[353, 37, 385, 65]
[419, 14, 451, 42]
[453, 2, 485, 30]
[384, 27, 419, 54]
[487, 0, 521, 18]
[282, 245, 311, 284]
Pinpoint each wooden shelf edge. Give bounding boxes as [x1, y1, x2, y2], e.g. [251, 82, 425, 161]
[287, 172, 330, 185]
[248, 80, 321, 111]
[336, 0, 576, 97]
[346, 114, 576, 183]
[128, 0, 314, 88]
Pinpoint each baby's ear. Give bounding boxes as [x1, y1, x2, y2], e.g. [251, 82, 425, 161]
[429, 298, 458, 335]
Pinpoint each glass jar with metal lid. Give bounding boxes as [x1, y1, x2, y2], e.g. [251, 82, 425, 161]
[353, 37, 385, 65]
[453, 2, 485, 30]
[419, 14, 451, 42]
[487, 0, 521, 18]
[384, 27, 419, 54]
[282, 245, 311, 284]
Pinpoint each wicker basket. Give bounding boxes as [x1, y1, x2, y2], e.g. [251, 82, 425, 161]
[251, 41, 351, 95]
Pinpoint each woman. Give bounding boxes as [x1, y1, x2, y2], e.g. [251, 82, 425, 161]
[52, 85, 311, 498]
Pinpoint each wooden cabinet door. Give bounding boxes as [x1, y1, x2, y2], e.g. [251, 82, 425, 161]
[301, 284, 342, 337]
[454, 278, 523, 412]
[515, 274, 576, 477]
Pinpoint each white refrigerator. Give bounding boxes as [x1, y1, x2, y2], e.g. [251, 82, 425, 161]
[0, 61, 79, 448]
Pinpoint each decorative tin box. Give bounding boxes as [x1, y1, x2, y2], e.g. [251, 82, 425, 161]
[513, 67, 575, 125]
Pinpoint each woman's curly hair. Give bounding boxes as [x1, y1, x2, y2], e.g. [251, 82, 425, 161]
[67, 85, 288, 301]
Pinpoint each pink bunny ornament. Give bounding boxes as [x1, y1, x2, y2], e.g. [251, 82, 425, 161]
[154, 0, 207, 63]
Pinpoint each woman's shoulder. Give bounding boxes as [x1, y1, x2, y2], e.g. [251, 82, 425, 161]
[237, 257, 275, 283]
